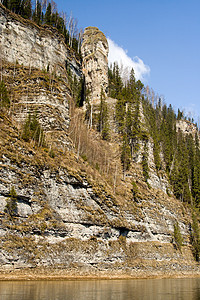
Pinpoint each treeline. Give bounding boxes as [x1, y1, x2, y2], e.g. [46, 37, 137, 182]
[143, 97, 200, 207]
[108, 64, 147, 175]
[1, 0, 82, 57]
[108, 63, 200, 208]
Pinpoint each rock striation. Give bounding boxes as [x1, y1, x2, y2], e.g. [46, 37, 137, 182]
[176, 119, 198, 137]
[81, 27, 109, 102]
[0, 4, 81, 77]
[0, 3, 81, 149]
[0, 121, 197, 275]
[0, 4, 199, 278]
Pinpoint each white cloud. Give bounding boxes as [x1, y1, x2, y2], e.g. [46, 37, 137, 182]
[107, 38, 150, 82]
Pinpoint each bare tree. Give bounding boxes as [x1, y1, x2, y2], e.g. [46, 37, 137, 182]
[77, 28, 83, 53]
[60, 11, 68, 33]
[41, 0, 49, 10]
[51, 0, 57, 13]
[151, 88, 155, 108]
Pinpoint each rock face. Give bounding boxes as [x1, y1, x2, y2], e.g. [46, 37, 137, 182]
[0, 5, 199, 278]
[176, 120, 198, 137]
[0, 4, 81, 77]
[81, 27, 109, 102]
[2, 62, 72, 149]
[0, 3, 81, 149]
[0, 124, 197, 275]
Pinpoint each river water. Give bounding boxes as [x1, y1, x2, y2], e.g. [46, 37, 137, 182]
[0, 278, 200, 300]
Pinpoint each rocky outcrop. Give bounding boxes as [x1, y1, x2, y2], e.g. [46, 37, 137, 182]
[2, 62, 72, 149]
[0, 4, 81, 77]
[176, 120, 198, 137]
[0, 5, 199, 278]
[81, 27, 109, 102]
[0, 116, 196, 275]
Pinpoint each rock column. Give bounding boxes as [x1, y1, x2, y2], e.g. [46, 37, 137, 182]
[81, 27, 109, 103]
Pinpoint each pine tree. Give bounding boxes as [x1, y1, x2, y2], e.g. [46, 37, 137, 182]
[2, 0, 9, 8]
[97, 89, 110, 140]
[44, 3, 52, 25]
[33, 1, 42, 25]
[121, 133, 131, 174]
[142, 141, 149, 183]
[9, 0, 21, 13]
[21, 0, 32, 19]
[22, 111, 45, 146]
[191, 213, 200, 261]
[115, 95, 125, 134]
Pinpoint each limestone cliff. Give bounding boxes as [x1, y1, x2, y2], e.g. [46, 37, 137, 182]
[0, 4, 81, 77]
[0, 4, 83, 149]
[0, 5, 200, 279]
[81, 27, 109, 102]
[0, 113, 198, 277]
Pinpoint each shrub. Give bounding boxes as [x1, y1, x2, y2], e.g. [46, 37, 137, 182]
[22, 111, 45, 146]
[173, 221, 183, 251]
[4, 187, 18, 218]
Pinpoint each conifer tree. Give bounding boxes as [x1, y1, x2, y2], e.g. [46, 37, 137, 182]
[33, 0, 42, 25]
[121, 133, 131, 174]
[44, 3, 52, 25]
[191, 213, 200, 261]
[21, 0, 32, 19]
[2, 0, 9, 8]
[22, 111, 45, 146]
[115, 95, 125, 134]
[142, 141, 149, 183]
[97, 89, 110, 140]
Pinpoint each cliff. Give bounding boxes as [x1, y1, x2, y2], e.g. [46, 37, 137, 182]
[0, 4, 81, 77]
[81, 27, 109, 102]
[0, 5, 200, 279]
[0, 112, 199, 277]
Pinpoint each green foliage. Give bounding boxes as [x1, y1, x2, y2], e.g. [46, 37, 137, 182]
[108, 63, 123, 99]
[190, 213, 200, 262]
[44, 3, 52, 25]
[0, 81, 10, 108]
[33, 1, 42, 25]
[97, 90, 110, 140]
[142, 93, 200, 204]
[132, 181, 139, 200]
[22, 111, 45, 147]
[66, 65, 85, 107]
[121, 134, 131, 173]
[115, 95, 125, 134]
[2, 0, 81, 57]
[173, 221, 183, 251]
[4, 186, 17, 218]
[142, 142, 149, 183]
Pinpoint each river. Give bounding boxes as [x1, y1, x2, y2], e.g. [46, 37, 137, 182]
[0, 278, 200, 299]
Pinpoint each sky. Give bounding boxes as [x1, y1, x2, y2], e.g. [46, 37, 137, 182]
[55, 0, 200, 120]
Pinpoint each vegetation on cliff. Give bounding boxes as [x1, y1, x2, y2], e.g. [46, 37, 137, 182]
[108, 63, 200, 211]
[1, 4, 200, 270]
[1, 0, 82, 58]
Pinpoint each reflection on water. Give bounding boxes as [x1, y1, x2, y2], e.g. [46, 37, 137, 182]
[0, 278, 200, 300]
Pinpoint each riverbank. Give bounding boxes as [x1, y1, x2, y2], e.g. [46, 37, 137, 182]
[1, 269, 200, 281]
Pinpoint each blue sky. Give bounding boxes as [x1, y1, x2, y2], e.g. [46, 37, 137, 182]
[55, 0, 200, 119]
